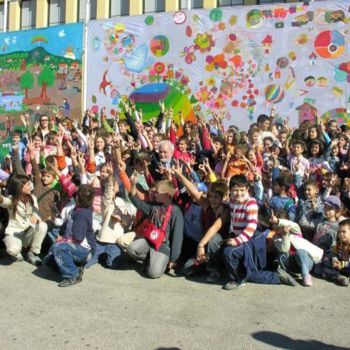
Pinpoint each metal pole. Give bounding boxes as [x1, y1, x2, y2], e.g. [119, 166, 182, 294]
[3, 0, 8, 33]
[187, 0, 191, 10]
[82, 0, 91, 113]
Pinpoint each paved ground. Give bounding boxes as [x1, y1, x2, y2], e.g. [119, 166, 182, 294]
[0, 254, 349, 350]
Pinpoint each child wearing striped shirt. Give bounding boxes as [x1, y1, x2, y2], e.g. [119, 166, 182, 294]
[222, 175, 295, 290]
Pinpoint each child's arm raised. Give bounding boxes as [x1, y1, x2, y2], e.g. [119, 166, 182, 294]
[129, 172, 153, 216]
[172, 160, 209, 210]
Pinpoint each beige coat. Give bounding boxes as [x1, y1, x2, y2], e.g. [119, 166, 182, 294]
[0, 195, 41, 235]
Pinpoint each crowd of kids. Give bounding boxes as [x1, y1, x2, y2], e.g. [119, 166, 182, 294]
[0, 101, 349, 289]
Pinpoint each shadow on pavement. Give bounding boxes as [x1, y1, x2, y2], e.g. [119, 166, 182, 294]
[252, 331, 350, 350]
[32, 266, 61, 282]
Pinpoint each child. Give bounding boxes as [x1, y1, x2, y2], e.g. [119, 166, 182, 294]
[27, 141, 61, 223]
[271, 211, 322, 287]
[50, 185, 96, 287]
[222, 175, 294, 290]
[127, 178, 184, 279]
[10, 130, 26, 161]
[269, 176, 296, 221]
[288, 140, 310, 190]
[222, 145, 249, 179]
[173, 136, 193, 163]
[297, 180, 324, 240]
[312, 196, 340, 275]
[321, 219, 350, 286]
[0, 174, 47, 265]
[172, 160, 230, 281]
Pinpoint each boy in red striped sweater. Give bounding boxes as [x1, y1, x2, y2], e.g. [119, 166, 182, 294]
[222, 175, 295, 290]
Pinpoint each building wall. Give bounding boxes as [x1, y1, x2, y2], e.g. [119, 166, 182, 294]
[0, 0, 301, 32]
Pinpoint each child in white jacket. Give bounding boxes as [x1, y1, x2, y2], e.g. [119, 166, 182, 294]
[271, 211, 323, 287]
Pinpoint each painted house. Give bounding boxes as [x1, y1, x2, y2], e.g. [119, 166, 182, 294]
[309, 52, 317, 65]
[262, 35, 273, 54]
[297, 101, 318, 125]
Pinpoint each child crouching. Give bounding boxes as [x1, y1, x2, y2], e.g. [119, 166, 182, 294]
[47, 185, 96, 287]
[321, 219, 350, 286]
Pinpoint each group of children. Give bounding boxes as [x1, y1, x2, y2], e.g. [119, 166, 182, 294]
[0, 103, 349, 289]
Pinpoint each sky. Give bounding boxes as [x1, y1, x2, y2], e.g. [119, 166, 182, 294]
[0, 23, 83, 59]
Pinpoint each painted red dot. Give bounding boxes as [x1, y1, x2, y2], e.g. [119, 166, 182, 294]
[242, 95, 247, 100]
[229, 33, 237, 41]
[231, 100, 239, 107]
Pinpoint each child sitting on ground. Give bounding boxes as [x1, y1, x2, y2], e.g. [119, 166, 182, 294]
[321, 218, 350, 287]
[48, 185, 96, 287]
[271, 211, 323, 287]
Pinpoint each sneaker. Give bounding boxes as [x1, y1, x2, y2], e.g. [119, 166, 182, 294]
[58, 275, 82, 287]
[206, 271, 221, 283]
[78, 266, 84, 281]
[26, 251, 42, 266]
[336, 275, 349, 287]
[277, 266, 298, 287]
[223, 280, 246, 291]
[303, 274, 313, 287]
[14, 253, 24, 262]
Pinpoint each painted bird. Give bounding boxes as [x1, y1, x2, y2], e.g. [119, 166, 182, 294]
[99, 70, 112, 96]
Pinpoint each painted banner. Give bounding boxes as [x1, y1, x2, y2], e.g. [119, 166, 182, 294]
[86, 1, 350, 130]
[0, 23, 83, 132]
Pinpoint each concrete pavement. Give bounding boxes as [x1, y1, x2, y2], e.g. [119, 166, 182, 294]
[0, 256, 349, 350]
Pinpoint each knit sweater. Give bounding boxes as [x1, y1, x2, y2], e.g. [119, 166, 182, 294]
[229, 195, 258, 246]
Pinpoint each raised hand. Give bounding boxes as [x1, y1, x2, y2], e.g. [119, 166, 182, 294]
[171, 159, 183, 177]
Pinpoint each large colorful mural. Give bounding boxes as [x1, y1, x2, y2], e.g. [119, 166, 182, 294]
[0, 23, 83, 127]
[86, 1, 350, 130]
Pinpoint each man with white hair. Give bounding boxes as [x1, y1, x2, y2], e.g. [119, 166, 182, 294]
[149, 140, 175, 181]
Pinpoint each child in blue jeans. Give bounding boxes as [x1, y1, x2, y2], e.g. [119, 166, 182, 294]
[271, 211, 320, 287]
[322, 219, 350, 286]
[45, 185, 96, 287]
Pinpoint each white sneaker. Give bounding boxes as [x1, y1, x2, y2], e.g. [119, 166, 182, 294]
[15, 253, 24, 262]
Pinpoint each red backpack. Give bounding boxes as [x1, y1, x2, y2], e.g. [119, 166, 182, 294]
[143, 206, 173, 250]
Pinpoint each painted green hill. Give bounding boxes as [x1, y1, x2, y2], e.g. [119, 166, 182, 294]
[0, 46, 80, 70]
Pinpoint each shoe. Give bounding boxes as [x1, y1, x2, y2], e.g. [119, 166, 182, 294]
[14, 253, 24, 262]
[336, 275, 349, 287]
[167, 268, 177, 277]
[206, 271, 221, 283]
[277, 266, 298, 287]
[58, 275, 82, 287]
[26, 251, 42, 266]
[223, 280, 246, 291]
[303, 274, 313, 287]
[78, 266, 84, 281]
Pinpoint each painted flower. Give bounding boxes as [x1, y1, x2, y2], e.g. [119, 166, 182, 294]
[195, 86, 212, 104]
[181, 45, 196, 64]
[193, 33, 215, 53]
[180, 75, 190, 86]
[206, 77, 216, 86]
[220, 80, 233, 97]
[218, 22, 226, 31]
[153, 61, 166, 74]
[165, 70, 174, 79]
[205, 54, 228, 72]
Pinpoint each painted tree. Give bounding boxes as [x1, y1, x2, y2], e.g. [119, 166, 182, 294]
[20, 70, 34, 99]
[38, 66, 55, 98]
